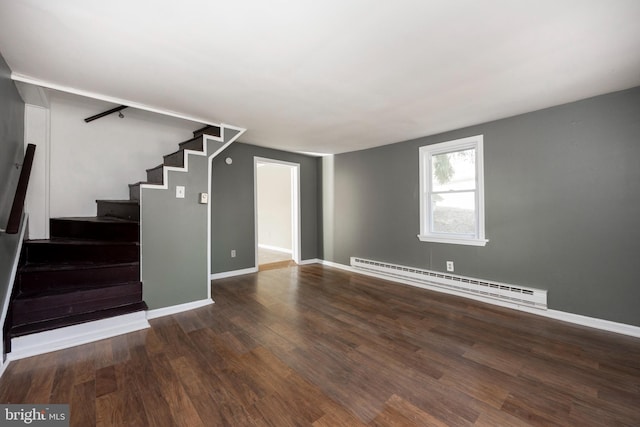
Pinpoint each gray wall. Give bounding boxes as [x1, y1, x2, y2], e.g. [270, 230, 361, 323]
[322, 86, 640, 327]
[0, 53, 24, 227]
[0, 52, 25, 330]
[211, 143, 319, 273]
[141, 133, 234, 310]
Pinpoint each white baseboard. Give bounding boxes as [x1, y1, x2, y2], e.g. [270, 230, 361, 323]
[0, 359, 8, 378]
[543, 309, 640, 338]
[210, 261, 318, 278]
[7, 311, 150, 361]
[258, 244, 292, 254]
[210, 267, 258, 280]
[319, 259, 350, 270]
[298, 258, 322, 265]
[146, 298, 213, 320]
[319, 260, 640, 339]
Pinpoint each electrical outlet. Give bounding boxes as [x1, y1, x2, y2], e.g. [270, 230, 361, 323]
[446, 261, 454, 272]
[176, 185, 185, 198]
[231, 249, 236, 258]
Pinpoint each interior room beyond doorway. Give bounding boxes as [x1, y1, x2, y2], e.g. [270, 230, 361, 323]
[254, 157, 300, 269]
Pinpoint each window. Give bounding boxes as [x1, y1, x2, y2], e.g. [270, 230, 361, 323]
[418, 135, 488, 246]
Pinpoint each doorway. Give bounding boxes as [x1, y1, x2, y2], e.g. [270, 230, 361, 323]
[254, 157, 300, 269]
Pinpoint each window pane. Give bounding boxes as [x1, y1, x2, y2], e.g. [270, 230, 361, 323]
[431, 148, 476, 192]
[431, 192, 476, 234]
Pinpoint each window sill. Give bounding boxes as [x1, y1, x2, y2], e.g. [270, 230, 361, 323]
[417, 234, 489, 247]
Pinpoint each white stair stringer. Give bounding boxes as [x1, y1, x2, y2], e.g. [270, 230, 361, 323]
[138, 123, 246, 310]
[139, 123, 245, 193]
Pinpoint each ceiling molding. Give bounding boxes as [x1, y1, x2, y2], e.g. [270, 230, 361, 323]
[11, 73, 218, 127]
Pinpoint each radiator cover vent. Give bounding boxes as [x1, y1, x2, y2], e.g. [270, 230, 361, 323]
[350, 257, 547, 309]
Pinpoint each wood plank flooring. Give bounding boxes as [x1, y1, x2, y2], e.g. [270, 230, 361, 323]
[258, 247, 292, 265]
[1, 264, 639, 426]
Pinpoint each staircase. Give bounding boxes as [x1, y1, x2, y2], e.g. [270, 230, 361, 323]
[3, 125, 222, 354]
[129, 125, 220, 198]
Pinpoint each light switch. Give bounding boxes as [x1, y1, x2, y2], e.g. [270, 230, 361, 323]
[199, 192, 209, 204]
[176, 186, 185, 198]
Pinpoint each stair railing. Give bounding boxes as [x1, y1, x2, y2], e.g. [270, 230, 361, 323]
[84, 105, 128, 123]
[2, 144, 36, 234]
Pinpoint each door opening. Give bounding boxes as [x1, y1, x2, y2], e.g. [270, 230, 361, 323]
[254, 157, 300, 268]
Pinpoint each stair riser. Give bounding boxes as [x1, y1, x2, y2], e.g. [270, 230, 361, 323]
[179, 137, 204, 152]
[13, 281, 141, 311]
[8, 302, 148, 340]
[129, 184, 140, 201]
[18, 264, 139, 295]
[193, 125, 221, 138]
[25, 243, 139, 264]
[146, 167, 163, 184]
[97, 201, 140, 221]
[13, 285, 142, 325]
[50, 219, 139, 242]
[163, 150, 184, 167]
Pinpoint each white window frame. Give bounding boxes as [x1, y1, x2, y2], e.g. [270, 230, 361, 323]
[418, 135, 488, 246]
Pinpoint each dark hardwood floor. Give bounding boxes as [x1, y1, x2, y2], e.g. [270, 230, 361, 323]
[1, 264, 639, 426]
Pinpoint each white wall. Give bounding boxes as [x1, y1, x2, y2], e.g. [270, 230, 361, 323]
[257, 163, 292, 252]
[48, 92, 198, 218]
[24, 104, 50, 239]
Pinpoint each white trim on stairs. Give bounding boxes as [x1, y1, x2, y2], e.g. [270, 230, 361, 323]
[207, 126, 246, 299]
[7, 311, 150, 361]
[137, 124, 246, 306]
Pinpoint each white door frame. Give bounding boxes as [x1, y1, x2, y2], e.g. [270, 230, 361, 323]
[253, 157, 301, 266]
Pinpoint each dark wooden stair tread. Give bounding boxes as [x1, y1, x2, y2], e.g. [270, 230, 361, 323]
[9, 302, 148, 338]
[14, 280, 141, 298]
[20, 260, 139, 273]
[145, 165, 164, 185]
[97, 200, 140, 221]
[53, 216, 138, 224]
[163, 149, 185, 167]
[12, 281, 143, 325]
[193, 125, 221, 138]
[50, 216, 139, 242]
[96, 199, 139, 205]
[178, 136, 205, 150]
[145, 164, 164, 173]
[163, 148, 183, 157]
[13, 281, 143, 326]
[26, 238, 139, 246]
[17, 260, 140, 296]
[24, 238, 139, 265]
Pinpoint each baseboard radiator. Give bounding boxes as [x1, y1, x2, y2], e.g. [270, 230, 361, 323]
[350, 257, 547, 309]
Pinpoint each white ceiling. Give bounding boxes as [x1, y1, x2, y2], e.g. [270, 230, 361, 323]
[1, 1, 639, 154]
